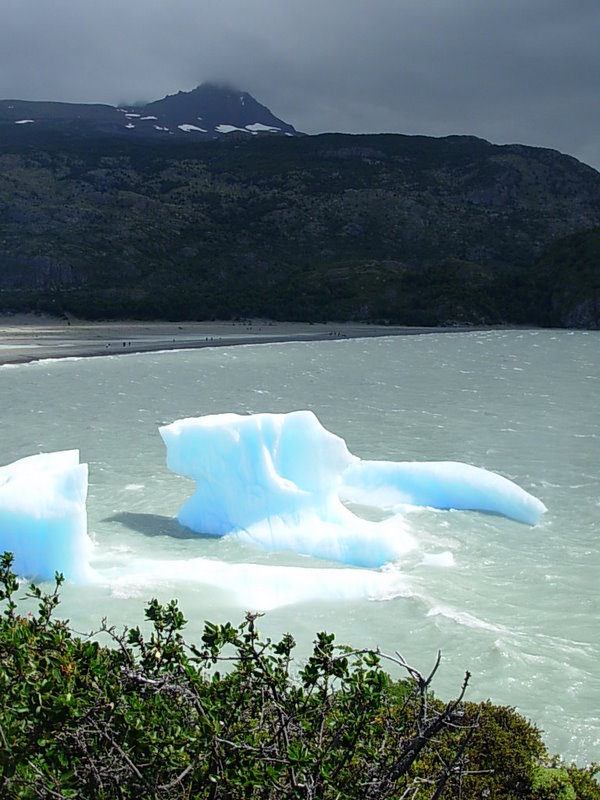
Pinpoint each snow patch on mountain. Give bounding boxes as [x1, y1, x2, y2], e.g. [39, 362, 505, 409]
[178, 123, 207, 133]
[246, 122, 281, 132]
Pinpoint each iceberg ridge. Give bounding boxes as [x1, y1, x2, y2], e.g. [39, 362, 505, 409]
[340, 460, 547, 525]
[160, 410, 546, 568]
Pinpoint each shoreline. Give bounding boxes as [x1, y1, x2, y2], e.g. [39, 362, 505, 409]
[0, 314, 490, 366]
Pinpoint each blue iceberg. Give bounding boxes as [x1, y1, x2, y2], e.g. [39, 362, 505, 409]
[340, 460, 546, 525]
[160, 410, 546, 568]
[0, 450, 93, 580]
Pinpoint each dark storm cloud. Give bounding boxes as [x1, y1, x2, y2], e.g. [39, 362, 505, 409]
[1, 0, 599, 169]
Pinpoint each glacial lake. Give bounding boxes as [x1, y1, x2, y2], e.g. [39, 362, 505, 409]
[1, 329, 598, 764]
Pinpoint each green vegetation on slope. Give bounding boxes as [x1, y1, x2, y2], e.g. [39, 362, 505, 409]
[1, 128, 600, 325]
[1, 552, 598, 799]
[530, 226, 600, 327]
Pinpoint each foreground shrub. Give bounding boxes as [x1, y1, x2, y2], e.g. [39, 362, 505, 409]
[0, 552, 598, 799]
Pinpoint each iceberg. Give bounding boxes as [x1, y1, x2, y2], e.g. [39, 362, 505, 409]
[160, 410, 546, 568]
[0, 450, 93, 581]
[159, 410, 415, 568]
[340, 460, 547, 525]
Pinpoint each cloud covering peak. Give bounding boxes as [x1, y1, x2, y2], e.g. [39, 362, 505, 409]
[1, 1, 599, 169]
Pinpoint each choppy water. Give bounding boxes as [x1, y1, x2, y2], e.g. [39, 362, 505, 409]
[1, 329, 598, 764]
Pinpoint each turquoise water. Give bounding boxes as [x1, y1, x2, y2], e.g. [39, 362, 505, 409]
[1, 329, 598, 763]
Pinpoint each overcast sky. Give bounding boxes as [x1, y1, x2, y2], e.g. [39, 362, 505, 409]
[1, 0, 599, 170]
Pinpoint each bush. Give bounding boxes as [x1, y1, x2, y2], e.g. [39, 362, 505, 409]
[0, 551, 598, 799]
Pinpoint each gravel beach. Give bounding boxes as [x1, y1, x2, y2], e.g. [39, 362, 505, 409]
[0, 315, 442, 365]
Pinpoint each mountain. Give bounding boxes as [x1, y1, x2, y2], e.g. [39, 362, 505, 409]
[0, 83, 301, 140]
[135, 83, 300, 137]
[0, 86, 599, 327]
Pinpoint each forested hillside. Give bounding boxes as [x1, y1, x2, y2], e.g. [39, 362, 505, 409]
[1, 125, 599, 326]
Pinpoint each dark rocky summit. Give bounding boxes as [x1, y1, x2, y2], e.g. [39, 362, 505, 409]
[0, 83, 300, 140]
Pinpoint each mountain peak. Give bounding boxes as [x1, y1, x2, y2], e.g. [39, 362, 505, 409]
[0, 82, 301, 140]
[136, 82, 300, 138]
